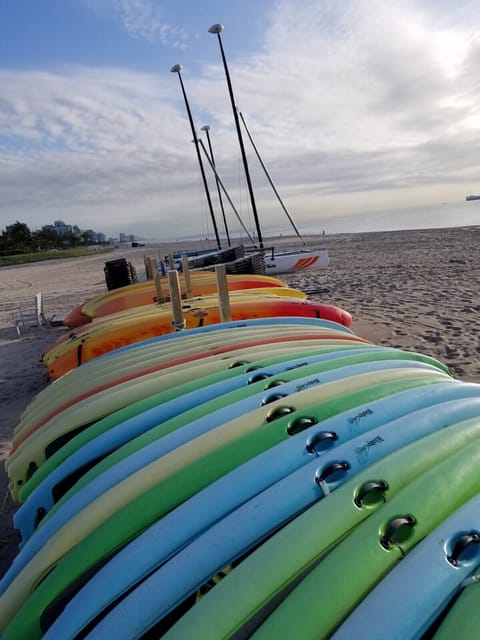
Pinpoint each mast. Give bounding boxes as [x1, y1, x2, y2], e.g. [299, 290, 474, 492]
[200, 125, 231, 246]
[198, 138, 256, 244]
[208, 24, 264, 249]
[170, 64, 222, 250]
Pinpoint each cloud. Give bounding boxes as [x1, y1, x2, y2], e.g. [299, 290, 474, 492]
[227, 0, 480, 146]
[0, 66, 207, 237]
[85, 0, 191, 47]
[1, 0, 480, 239]
[201, 0, 480, 202]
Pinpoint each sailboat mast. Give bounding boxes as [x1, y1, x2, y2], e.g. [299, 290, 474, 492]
[201, 125, 231, 247]
[208, 24, 264, 250]
[198, 138, 256, 244]
[170, 64, 222, 250]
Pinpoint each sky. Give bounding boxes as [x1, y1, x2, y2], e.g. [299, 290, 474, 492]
[1, 0, 480, 241]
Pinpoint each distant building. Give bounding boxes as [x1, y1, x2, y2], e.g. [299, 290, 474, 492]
[54, 220, 73, 235]
[84, 230, 107, 243]
[119, 232, 128, 243]
[41, 220, 107, 244]
[83, 229, 97, 242]
[44, 220, 73, 236]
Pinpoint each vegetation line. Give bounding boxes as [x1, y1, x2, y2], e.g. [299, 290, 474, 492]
[1, 221, 112, 266]
[0, 247, 113, 268]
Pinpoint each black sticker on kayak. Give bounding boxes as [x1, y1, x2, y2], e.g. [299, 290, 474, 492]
[295, 378, 321, 392]
[355, 435, 385, 462]
[347, 408, 374, 428]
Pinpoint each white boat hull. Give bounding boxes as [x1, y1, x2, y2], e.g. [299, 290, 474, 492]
[159, 247, 329, 276]
[264, 249, 329, 274]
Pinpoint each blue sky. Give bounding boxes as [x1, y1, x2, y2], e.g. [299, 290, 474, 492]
[1, 0, 480, 240]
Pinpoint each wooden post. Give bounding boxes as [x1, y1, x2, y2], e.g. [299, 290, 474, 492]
[145, 256, 156, 280]
[167, 254, 175, 271]
[168, 270, 186, 330]
[154, 273, 166, 304]
[150, 258, 158, 277]
[181, 255, 192, 298]
[158, 255, 166, 276]
[145, 257, 158, 280]
[215, 264, 231, 323]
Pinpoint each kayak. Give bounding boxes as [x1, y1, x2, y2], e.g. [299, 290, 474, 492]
[249, 432, 480, 639]
[16, 323, 361, 441]
[19, 317, 354, 429]
[7, 339, 369, 501]
[42, 296, 353, 379]
[15, 344, 384, 507]
[159, 415, 480, 640]
[331, 491, 480, 639]
[66, 272, 290, 326]
[0, 368, 449, 630]
[20, 360, 445, 555]
[57, 403, 480, 640]
[6, 408, 480, 640]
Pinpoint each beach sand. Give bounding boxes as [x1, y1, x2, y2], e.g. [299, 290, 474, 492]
[1, 225, 479, 578]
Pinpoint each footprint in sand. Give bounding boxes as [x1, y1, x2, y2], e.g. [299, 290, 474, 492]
[422, 333, 442, 344]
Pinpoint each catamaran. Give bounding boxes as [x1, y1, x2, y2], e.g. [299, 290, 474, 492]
[170, 24, 329, 275]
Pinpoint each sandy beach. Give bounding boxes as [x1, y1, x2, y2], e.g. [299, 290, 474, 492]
[1, 225, 480, 579]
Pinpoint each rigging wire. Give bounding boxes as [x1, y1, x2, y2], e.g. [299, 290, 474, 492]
[198, 138, 256, 245]
[239, 111, 306, 246]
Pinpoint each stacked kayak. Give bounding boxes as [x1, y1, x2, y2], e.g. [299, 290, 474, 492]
[3, 272, 480, 640]
[45, 285, 352, 380]
[64, 272, 294, 327]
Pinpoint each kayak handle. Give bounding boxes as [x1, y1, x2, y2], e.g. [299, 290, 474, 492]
[306, 431, 338, 454]
[265, 379, 288, 389]
[287, 416, 318, 436]
[354, 480, 389, 508]
[380, 515, 416, 550]
[266, 405, 295, 422]
[228, 360, 251, 368]
[247, 372, 272, 383]
[316, 461, 350, 485]
[262, 392, 288, 406]
[448, 532, 480, 567]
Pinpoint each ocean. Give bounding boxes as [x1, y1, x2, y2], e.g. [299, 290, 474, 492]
[289, 200, 480, 236]
[168, 199, 480, 244]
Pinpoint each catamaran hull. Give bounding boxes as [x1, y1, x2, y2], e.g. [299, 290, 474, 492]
[265, 250, 329, 274]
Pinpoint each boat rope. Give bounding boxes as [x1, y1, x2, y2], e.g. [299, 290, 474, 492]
[239, 111, 306, 246]
[198, 138, 256, 245]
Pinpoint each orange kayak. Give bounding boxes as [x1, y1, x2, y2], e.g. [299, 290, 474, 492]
[44, 297, 353, 380]
[64, 273, 288, 327]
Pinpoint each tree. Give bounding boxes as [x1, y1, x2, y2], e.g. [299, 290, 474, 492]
[81, 230, 93, 245]
[0, 221, 34, 253]
[32, 227, 59, 251]
[62, 231, 81, 248]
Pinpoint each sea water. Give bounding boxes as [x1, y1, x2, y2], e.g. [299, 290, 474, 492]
[170, 199, 480, 244]
[291, 200, 480, 236]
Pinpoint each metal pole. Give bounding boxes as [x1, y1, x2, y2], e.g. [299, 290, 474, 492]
[198, 139, 256, 244]
[170, 64, 222, 250]
[201, 125, 231, 246]
[208, 24, 264, 249]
